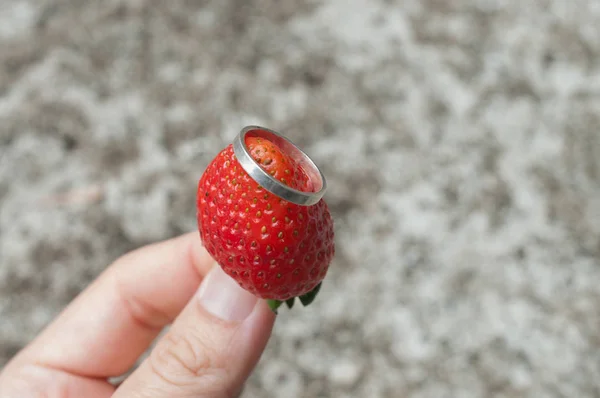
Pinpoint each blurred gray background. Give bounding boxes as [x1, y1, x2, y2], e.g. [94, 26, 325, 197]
[1, 0, 600, 397]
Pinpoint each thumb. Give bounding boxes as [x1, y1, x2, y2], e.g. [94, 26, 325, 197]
[113, 265, 276, 398]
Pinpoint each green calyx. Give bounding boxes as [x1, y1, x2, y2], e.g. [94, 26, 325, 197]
[266, 282, 322, 313]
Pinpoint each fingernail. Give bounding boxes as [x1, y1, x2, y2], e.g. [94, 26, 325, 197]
[197, 266, 258, 321]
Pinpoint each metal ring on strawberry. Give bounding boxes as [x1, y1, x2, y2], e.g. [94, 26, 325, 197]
[196, 126, 335, 312]
[232, 126, 327, 206]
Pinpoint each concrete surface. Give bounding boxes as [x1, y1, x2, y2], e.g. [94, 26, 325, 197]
[2, 0, 600, 397]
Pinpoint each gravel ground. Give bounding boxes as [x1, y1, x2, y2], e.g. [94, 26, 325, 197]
[2, 0, 600, 397]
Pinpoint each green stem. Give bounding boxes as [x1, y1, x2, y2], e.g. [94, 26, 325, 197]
[266, 299, 283, 313]
[299, 282, 322, 307]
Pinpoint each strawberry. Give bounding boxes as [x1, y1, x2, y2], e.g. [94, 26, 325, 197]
[196, 131, 334, 309]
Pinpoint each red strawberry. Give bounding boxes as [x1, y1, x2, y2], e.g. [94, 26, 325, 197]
[196, 131, 334, 309]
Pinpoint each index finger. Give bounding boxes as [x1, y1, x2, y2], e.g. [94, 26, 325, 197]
[15, 232, 215, 378]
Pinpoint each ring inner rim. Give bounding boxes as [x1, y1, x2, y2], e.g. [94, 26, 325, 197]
[234, 126, 327, 206]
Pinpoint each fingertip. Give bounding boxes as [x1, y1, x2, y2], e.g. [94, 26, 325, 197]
[112, 266, 277, 397]
[253, 298, 278, 326]
[231, 296, 277, 378]
[197, 265, 259, 322]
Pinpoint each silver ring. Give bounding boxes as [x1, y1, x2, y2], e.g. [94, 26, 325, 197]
[232, 126, 327, 206]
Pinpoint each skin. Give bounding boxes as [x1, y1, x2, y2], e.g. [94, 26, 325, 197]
[0, 232, 276, 398]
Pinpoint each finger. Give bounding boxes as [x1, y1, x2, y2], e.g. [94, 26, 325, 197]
[113, 265, 276, 398]
[15, 232, 215, 378]
[0, 364, 115, 398]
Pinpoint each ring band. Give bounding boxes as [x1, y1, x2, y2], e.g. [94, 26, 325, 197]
[232, 126, 327, 206]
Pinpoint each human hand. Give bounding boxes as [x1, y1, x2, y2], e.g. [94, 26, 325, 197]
[0, 232, 276, 397]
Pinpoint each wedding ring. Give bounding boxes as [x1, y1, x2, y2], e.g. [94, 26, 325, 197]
[232, 126, 327, 206]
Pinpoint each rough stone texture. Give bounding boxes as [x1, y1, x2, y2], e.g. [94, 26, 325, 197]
[2, 0, 600, 397]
